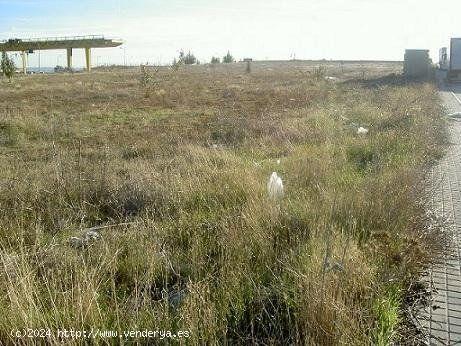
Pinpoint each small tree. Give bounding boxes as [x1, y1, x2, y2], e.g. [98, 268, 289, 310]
[1, 52, 15, 81]
[211, 56, 220, 64]
[184, 51, 197, 65]
[223, 51, 235, 64]
[178, 50, 185, 63]
[171, 57, 181, 71]
[178, 50, 197, 65]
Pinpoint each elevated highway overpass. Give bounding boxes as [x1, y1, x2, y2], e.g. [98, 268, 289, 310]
[0, 35, 123, 73]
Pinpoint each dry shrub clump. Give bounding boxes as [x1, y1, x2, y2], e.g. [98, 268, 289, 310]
[0, 62, 447, 344]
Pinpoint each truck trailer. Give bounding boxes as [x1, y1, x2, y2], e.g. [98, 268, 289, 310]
[404, 49, 432, 78]
[448, 38, 461, 81]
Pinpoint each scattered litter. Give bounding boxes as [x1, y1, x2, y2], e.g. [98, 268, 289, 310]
[162, 288, 189, 308]
[69, 231, 101, 249]
[276, 159, 281, 165]
[325, 76, 338, 81]
[67, 222, 135, 249]
[69, 237, 85, 249]
[324, 260, 345, 273]
[433, 304, 443, 311]
[156, 89, 166, 96]
[267, 172, 284, 199]
[68, 232, 100, 249]
[83, 230, 101, 242]
[357, 127, 369, 135]
[447, 112, 461, 118]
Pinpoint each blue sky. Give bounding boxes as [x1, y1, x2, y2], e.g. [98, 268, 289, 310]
[1, 0, 461, 67]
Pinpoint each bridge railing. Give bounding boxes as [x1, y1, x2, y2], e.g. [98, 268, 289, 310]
[0, 35, 123, 44]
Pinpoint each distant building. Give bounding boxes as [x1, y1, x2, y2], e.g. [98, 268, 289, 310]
[439, 47, 449, 70]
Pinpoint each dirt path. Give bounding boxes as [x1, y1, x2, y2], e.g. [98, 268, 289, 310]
[420, 82, 461, 345]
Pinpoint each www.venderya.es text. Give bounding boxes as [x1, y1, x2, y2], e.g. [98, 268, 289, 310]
[10, 328, 190, 340]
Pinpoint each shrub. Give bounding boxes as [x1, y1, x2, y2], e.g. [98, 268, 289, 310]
[1, 51, 15, 81]
[140, 65, 150, 87]
[0, 121, 22, 146]
[347, 145, 377, 171]
[246, 61, 251, 73]
[312, 66, 326, 80]
[211, 57, 220, 64]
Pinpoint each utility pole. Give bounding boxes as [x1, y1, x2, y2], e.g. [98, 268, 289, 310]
[121, 46, 126, 67]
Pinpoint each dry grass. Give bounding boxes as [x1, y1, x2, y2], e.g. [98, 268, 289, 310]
[0, 61, 446, 344]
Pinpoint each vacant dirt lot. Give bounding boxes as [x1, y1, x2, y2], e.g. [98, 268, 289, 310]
[0, 61, 446, 344]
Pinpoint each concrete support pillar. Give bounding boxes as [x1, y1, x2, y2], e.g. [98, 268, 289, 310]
[85, 47, 91, 72]
[66, 48, 73, 69]
[21, 51, 27, 74]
